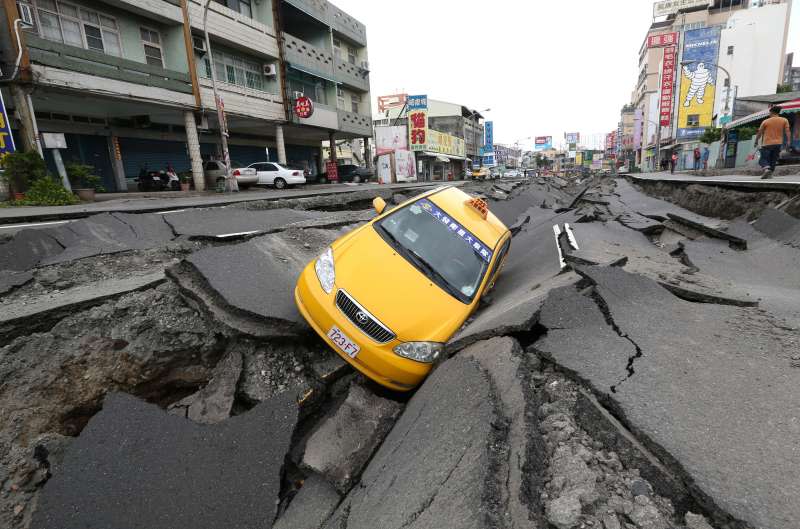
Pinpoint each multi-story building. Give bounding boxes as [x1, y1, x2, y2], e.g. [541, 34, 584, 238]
[629, 0, 792, 170]
[0, 0, 372, 191]
[784, 53, 800, 91]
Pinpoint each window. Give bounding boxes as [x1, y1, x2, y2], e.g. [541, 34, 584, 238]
[687, 114, 700, 127]
[201, 50, 267, 92]
[238, 0, 251, 18]
[347, 46, 357, 65]
[332, 39, 342, 60]
[337, 87, 345, 109]
[287, 71, 328, 105]
[727, 45, 734, 55]
[350, 93, 361, 114]
[140, 27, 163, 67]
[31, 1, 121, 57]
[488, 238, 511, 285]
[263, 163, 278, 172]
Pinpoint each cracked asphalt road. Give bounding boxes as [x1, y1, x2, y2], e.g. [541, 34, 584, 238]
[2, 176, 799, 529]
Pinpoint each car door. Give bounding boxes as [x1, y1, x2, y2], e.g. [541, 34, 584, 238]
[249, 163, 266, 184]
[260, 163, 279, 184]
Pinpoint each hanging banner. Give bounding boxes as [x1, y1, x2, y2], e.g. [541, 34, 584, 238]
[660, 45, 677, 126]
[677, 27, 720, 140]
[633, 108, 643, 150]
[534, 136, 552, 150]
[407, 94, 428, 152]
[484, 121, 494, 153]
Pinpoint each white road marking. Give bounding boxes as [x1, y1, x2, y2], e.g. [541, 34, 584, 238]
[0, 220, 71, 230]
[564, 223, 579, 250]
[553, 224, 566, 269]
[214, 230, 261, 239]
[154, 209, 186, 215]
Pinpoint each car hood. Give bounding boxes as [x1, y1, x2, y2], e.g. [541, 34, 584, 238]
[332, 226, 472, 343]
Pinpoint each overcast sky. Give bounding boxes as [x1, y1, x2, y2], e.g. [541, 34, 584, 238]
[333, 0, 800, 150]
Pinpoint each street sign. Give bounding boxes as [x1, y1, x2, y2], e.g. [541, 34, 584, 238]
[0, 89, 17, 155]
[326, 160, 339, 182]
[294, 96, 314, 119]
[41, 132, 67, 149]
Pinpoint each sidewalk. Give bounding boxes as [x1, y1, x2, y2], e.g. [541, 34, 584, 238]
[628, 170, 800, 192]
[0, 181, 450, 224]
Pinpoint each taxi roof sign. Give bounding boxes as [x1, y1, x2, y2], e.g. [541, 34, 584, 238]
[465, 197, 489, 219]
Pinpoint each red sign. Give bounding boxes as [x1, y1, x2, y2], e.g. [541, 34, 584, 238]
[294, 96, 314, 119]
[325, 160, 338, 182]
[647, 32, 678, 48]
[659, 46, 676, 127]
[408, 110, 427, 149]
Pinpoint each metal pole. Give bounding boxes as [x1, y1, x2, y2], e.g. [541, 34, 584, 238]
[203, 0, 237, 192]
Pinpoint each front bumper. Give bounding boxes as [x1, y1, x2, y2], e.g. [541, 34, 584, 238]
[294, 266, 430, 391]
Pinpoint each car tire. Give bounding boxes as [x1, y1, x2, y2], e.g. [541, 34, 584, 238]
[352, 175, 362, 183]
[274, 177, 287, 190]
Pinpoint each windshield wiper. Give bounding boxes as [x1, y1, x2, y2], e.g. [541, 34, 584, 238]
[408, 251, 464, 300]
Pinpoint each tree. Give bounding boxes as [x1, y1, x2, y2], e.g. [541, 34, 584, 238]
[699, 127, 721, 144]
[776, 84, 793, 94]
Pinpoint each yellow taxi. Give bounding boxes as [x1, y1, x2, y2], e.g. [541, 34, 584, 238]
[294, 186, 511, 391]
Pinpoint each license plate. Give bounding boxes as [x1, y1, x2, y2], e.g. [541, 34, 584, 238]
[327, 326, 360, 358]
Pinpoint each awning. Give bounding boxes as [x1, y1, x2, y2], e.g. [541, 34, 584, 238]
[728, 98, 800, 129]
[420, 151, 466, 162]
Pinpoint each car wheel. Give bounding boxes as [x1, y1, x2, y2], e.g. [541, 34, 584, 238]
[352, 175, 362, 183]
[274, 177, 287, 190]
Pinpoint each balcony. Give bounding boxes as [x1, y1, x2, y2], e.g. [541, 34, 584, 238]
[292, 101, 338, 129]
[330, 4, 367, 46]
[26, 35, 193, 94]
[283, 0, 330, 24]
[107, 0, 183, 24]
[283, 33, 335, 81]
[337, 109, 371, 136]
[187, 0, 278, 59]
[335, 58, 369, 92]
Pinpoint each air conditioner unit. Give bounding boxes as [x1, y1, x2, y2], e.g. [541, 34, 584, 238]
[192, 36, 207, 54]
[18, 3, 34, 27]
[360, 60, 369, 71]
[263, 63, 277, 76]
[293, 91, 304, 100]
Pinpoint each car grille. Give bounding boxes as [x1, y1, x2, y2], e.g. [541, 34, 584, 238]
[335, 290, 396, 344]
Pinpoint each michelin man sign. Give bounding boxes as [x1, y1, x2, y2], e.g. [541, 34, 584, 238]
[677, 27, 720, 140]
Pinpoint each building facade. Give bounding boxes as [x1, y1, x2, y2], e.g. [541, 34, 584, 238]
[629, 0, 792, 171]
[0, 0, 372, 191]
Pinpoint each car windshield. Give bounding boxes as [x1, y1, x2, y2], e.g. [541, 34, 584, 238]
[374, 197, 493, 304]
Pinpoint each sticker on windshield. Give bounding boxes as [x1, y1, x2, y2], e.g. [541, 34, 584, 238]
[409, 205, 422, 215]
[461, 286, 475, 296]
[417, 199, 493, 263]
[403, 229, 419, 243]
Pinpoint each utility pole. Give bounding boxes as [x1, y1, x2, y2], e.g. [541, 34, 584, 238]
[203, 0, 237, 192]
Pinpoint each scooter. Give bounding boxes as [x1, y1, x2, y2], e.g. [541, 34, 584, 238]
[137, 165, 166, 191]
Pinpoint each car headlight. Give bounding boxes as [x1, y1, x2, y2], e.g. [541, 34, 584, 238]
[393, 342, 444, 363]
[314, 247, 335, 294]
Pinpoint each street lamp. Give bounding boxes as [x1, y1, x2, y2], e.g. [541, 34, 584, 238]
[203, 0, 237, 192]
[681, 60, 734, 169]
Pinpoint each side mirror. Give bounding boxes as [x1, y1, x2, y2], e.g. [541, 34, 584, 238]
[373, 197, 386, 215]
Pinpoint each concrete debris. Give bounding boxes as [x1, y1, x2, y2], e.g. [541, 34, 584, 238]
[238, 340, 317, 404]
[0, 270, 33, 295]
[273, 473, 341, 529]
[684, 512, 715, 529]
[168, 348, 243, 424]
[302, 382, 402, 493]
[31, 391, 298, 529]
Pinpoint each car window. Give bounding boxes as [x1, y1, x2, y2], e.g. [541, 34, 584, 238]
[264, 163, 278, 171]
[251, 163, 266, 171]
[374, 198, 492, 304]
[488, 238, 511, 283]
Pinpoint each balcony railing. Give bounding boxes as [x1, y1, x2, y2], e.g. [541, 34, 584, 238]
[284, 0, 330, 24]
[335, 58, 369, 92]
[282, 33, 335, 80]
[337, 109, 371, 136]
[26, 35, 192, 94]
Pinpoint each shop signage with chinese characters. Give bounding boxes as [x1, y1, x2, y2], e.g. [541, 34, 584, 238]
[660, 45, 677, 126]
[407, 94, 428, 152]
[535, 136, 552, 150]
[427, 130, 466, 158]
[0, 90, 15, 155]
[647, 32, 678, 48]
[653, 0, 712, 18]
[294, 96, 314, 119]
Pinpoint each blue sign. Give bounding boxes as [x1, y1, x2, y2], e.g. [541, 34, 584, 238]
[677, 27, 720, 140]
[0, 90, 17, 155]
[484, 121, 494, 153]
[418, 198, 493, 263]
[407, 94, 428, 111]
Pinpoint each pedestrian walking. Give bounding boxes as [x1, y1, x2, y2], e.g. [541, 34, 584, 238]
[693, 147, 701, 173]
[702, 146, 710, 171]
[754, 105, 790, 179]
[670, 153, 677, 174]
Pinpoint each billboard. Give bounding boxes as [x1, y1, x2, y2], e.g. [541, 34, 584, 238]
[407, 94, 428, 152]
[660, 45, 677, 126]
[427, 130, 466, 158]
[395, 150, 417, 181]
[565, 132, 579, 144]
[647, 32, 678, 48]
[534, 136, 552, 150]
[575, 152, 583, 165]
[375, 126, 408, 155]
[484, 121, 494, 153]
[653, 0, 711, 18]
[677, 27, 720, 140]
[0, 90, 17, 155]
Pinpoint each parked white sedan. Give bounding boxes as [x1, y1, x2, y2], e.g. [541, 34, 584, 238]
[203, 160, 257, 189]
[247, 162, 307, 189]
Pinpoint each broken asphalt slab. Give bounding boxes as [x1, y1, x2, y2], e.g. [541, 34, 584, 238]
[301, 382, 402, 492]
[0, 270, 33, 294]
[323, 345, 529, 529]
[31, 391, 299, 529]
[0, 229, 63, 271]
[752, 207, 800, 248]
[163, 207, 327, 238]
[273, 473, 341, 529]
[542, 265, 800, 529]
[179, 228, 344, 336]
